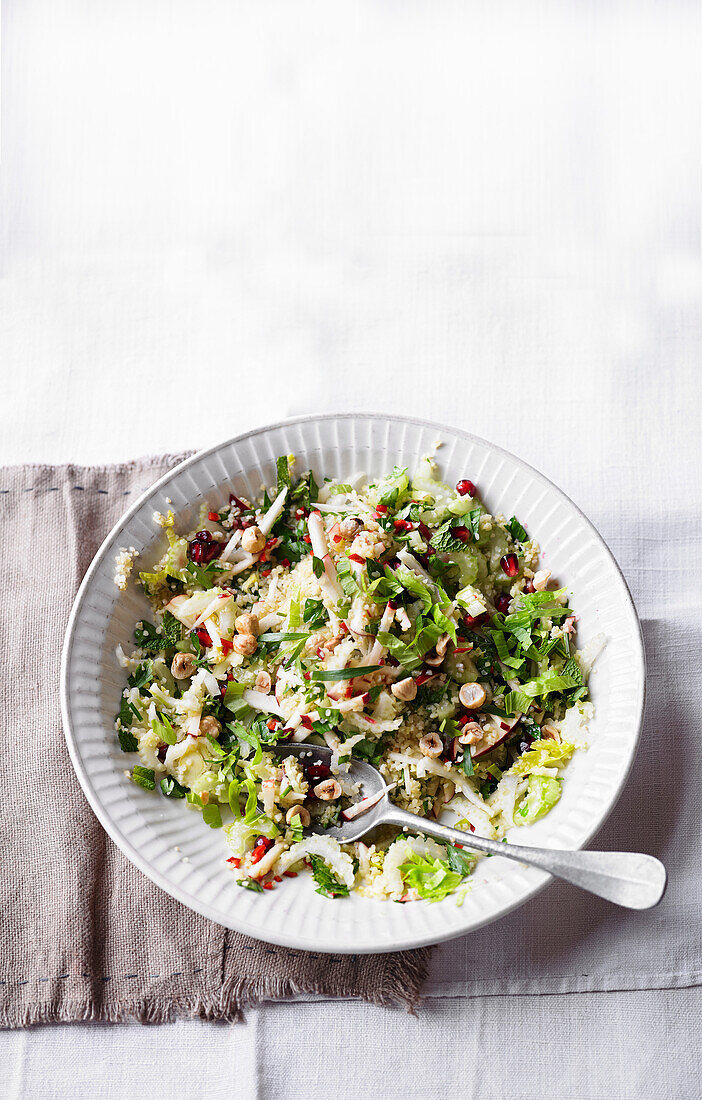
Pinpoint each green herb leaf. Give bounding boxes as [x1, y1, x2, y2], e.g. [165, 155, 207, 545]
[160, 776, 187, 798]
[258, 631, 309, 643]
[466, 508, 482, 542]
[430, 520, 467, 554]
[276, 454, 292, 494]
[310, 665, 383, 682]
[303, 598, 326, 627]
[444, 845, 475, 876]
[312, 556, 325, 579]
[134, 611, 182, 653]
[185, 560, 228, 589]
[202, 803, 223, 829]
[118, 729, 139, 753]
[507, 516, 528, 543]
[131, 766, 155, 791]
[237, 878, 264, 893]
[127, 661, 153, 691]
[309, 855, 350, 898]
[151, 712, 177, 745]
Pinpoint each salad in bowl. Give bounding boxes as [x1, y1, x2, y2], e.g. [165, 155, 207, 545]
[114, 455, 601, 903]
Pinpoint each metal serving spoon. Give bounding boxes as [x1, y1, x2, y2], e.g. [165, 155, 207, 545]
[275, 743, 666, 909]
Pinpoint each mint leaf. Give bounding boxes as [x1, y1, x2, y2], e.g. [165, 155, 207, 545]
[309, 855, 350, 898]
[160, 776, 187, 798]
[131, 766, 155, 790]
[466, 508, 482, 542]
[507, 516, 528, 543]
[118, 729, 139, 753]
[127, 661, 153, 691]
[276, 454, 292, 494]
[134, 611, 182, 653]
[430, 520, 467, 554]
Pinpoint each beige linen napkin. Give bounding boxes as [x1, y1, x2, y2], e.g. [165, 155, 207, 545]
[0, 457, 430, 1027]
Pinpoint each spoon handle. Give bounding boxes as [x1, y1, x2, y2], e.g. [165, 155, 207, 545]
[381, 806, 667, 909]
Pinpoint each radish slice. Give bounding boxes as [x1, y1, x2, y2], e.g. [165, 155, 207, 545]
[367, 603, 396, 665]
[342, 783, 397, 821]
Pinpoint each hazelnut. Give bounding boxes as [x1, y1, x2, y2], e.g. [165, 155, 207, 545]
[459, 682, 487, 710]
[391, 676, 418, 702]
[419, 732, 443, 758]
[533, 569, 551, 592]
[255, 670, 272, 694]
[313, 778, 342, 801]
[458, 721, 483, 746]
[339, 517, 363, 540]
[241, 525, 266, 554]
[285, 805, 311, 827]
[171, 652, 197, 679]
[235, 612, 260, 636]
[199, 716, 221, 738]
[232, 633, 257, 656]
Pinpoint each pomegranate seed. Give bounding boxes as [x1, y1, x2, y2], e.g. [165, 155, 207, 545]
[523, 579, 535, 594]
[283, 871, 298, 878]
[464, 613, 486, 629]
[227, 857, 241, 867]
[220, 638, 234, 655]
[304, 761, 331, 781]
[262, 882, 274, 890]
[157, 744, 167, 762]
[188, 530, 222, 565]
[494, 594, 511, 614]
[393, 518, 412, 531]
[500, 721, 510, 731]
[195, 627, 212, 648]
[375, 504, 388, 515]
[303, 534, 312, 544]
[300, 715, 313, 730]
[458, 714, 470, 727]
[281, 558, 291, 569]
[349, 553, 365, 565]
[456, 479, 476, 497]
[451, 526, 471, 543]
[500, 554, 519, 577]
[387, 599, 398, 610]
[274, 875, 283, 883]
[295, 507, 307, 519]
[261, 568, 271, 577]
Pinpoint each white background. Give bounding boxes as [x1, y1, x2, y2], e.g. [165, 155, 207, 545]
[1, 1, 700, 1096]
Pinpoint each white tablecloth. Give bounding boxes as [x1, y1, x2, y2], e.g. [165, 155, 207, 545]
[1, 0, 700, 1095]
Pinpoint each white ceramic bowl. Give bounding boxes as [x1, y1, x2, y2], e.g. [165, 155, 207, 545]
[61, 414, 645, 953]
